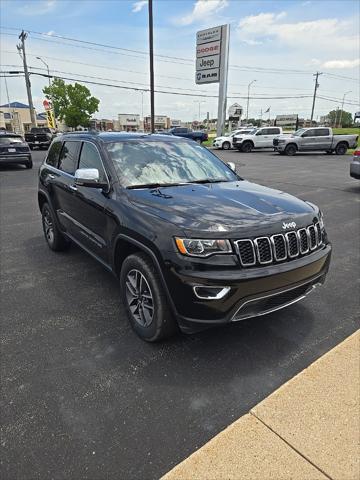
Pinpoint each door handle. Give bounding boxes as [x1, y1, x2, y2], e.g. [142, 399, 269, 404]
[69, 184, 78, 191]
[48, 174, 55, 179]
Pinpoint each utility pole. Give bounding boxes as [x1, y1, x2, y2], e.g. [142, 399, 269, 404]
[310, 72, 322, 124]
[148, 0, 155, 133]
[17, 31, 37, 127]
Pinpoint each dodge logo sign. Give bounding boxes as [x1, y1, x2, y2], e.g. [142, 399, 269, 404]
[282, 221, 297, 230]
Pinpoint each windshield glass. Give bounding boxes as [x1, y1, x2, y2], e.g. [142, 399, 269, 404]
[0, 136, 23, 144]
[294, 128, 306, 136]
[106, 139, 238, 188]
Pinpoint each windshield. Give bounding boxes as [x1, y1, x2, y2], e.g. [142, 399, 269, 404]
[294, 128, 306, 136]
[0, 136, 23, 144]
[106, 139, 238, 188]
[31, 128, 50, 133]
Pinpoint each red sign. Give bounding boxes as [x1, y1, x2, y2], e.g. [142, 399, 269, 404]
[43, 99, 51, 110]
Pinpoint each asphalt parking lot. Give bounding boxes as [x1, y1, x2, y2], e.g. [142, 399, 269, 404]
[1, 147, 359, 480]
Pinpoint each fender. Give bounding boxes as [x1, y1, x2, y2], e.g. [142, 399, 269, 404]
[113, 233, 179, 317]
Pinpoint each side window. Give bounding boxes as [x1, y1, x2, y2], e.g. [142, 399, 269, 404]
[316, 128, 330, 136]
[46, 141, 62, 167]
[78, 142, 107, 182]
[302, 129, 316, 137]
[58, 141, 79, 175]
[268, 128, 281, 135]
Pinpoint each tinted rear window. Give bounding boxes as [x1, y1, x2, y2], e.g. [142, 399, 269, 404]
[0, 136, 23, 144]
[58, 141, 79, 174]
[315, 129, 330, 136]
[46, 141, 62, 167]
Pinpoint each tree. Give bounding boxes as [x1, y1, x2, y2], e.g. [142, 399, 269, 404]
[43, 79, 100, 128]
[326, 109, 353, 128]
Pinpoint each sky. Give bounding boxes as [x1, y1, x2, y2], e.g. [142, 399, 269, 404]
[0, 0, 359, 122]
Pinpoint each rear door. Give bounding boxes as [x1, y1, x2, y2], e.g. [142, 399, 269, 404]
[51, 140, 81, 234]
[315, 128, 332, 150]
[66, 141, 110, 263]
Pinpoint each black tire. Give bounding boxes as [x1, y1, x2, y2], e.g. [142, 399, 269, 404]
[41, 203, 69, 251]
[120, 252, 178, 342]
[222, 141, 231, 150]
[241, 141, 253, 153]
[25, 159, 33, 169]
[284, 144, 297, 156]
[335, 143, 347, 155]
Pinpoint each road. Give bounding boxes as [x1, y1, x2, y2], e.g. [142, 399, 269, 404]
[1, 148, 359, 480]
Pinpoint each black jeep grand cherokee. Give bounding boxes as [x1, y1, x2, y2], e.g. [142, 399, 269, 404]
[38, 132, 331, 341]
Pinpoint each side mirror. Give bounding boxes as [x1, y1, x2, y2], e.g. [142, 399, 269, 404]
[75, 168, 108, 189]
[227, 162, 236, 172]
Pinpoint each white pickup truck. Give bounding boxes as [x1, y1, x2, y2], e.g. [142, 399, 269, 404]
[273, 127, 359, 155]
[233, 126, 283, 152]
[213, 128, 256, 150]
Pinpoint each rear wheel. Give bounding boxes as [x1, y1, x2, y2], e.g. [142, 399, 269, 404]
[120, 252, 178, 342]
[284, 144, 297, 156]
[335, 143, 347, 155]
[222, 141, 231, 150]
[241, 141, 253, 153]
[41, 203, 69, 251]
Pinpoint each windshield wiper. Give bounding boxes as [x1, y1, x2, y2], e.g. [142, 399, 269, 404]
[189, 178, 228, 184]
[127, 182, 189, 189]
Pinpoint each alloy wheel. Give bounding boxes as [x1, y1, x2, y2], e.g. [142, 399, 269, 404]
[125, 269, 154, 327]
[43, 209, 54, 244]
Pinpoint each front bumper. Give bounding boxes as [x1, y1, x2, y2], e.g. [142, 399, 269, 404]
[350, 160, 360, 179]
[163, 244, 331, 333]
[0, 155, 31, 164]
[273, 143, 286, 151]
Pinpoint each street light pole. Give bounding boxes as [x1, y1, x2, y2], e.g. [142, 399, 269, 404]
[36, 56, 51, 87]
[246, 79, 256, 123]
[339, 91, 352, 128]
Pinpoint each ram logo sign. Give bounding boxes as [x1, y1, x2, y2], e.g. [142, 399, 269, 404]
[282, 221, 297, 230]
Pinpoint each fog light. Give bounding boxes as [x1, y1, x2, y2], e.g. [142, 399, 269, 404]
[193, 286, 230, 300]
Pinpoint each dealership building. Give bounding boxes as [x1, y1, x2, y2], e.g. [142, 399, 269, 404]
[0, 102, 47, 134]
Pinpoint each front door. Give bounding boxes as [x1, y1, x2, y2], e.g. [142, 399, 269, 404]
[66, 141, 111, 264]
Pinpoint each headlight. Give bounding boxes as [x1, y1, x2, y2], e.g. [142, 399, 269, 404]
[318, 210, 325, 229]
[175, 238, 232, 257]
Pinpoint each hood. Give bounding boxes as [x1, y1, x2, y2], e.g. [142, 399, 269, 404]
[214, 136, 231, 141]
[126, 180, 317, 235]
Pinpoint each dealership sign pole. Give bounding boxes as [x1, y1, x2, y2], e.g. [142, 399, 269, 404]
[196, 25, 230, 137]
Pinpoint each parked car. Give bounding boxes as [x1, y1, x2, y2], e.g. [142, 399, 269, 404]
[273, 127, 359, 156]
[25, 127, 55, 150]
[213, 128, 256, 150]
[166, 127, 208, 144]
[38, 132, 331, 341]
[233, 127, 283, 152]
[0, 131, 32, 168]
[350, 149, 360, 179]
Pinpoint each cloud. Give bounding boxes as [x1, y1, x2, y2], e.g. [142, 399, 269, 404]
[322, 58, 360, 69]
[237, 12, 358, 52]
[19, 0, 57, 16]
[132, 1, 147, 13]
[177, 0, 228, 26]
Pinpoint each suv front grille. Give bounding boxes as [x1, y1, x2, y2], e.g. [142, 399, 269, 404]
[235, 223, 323, 268]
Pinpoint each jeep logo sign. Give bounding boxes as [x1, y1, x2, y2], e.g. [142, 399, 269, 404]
[196, 55, 220, 71]
[282, 221, 297, 230]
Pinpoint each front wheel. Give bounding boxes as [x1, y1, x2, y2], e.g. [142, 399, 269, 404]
[222, 141, 231, 150]
[120, 252, 178, 342]
[335, 143, 347, 155]
[241, 141, 253, 153]
[284, 144, 297, 156]
[41, 203, 69, 251]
